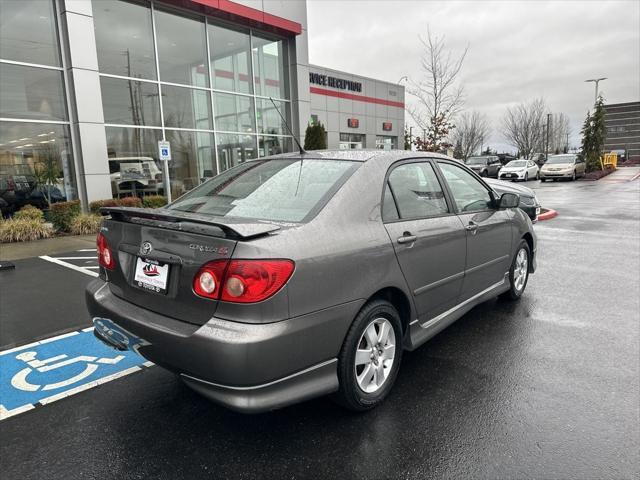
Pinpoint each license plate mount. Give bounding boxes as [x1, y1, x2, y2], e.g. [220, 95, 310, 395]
[133, 257, 170, 294]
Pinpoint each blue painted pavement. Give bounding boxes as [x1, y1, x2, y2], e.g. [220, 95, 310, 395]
[0, 328, 148, 419]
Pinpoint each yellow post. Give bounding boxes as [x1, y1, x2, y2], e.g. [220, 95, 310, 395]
[602, 153, 618, 170]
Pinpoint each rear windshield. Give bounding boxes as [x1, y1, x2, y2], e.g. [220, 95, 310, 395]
[168, 159, 359, 223]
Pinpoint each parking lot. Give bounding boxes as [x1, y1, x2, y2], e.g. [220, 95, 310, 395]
[1, 177, 638, 479]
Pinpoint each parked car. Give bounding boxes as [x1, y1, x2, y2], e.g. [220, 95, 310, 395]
[529, 152, 547, 166]
[465, 155, 502, 177]
[0, 164, 38, 214]
[109, 157, 164, 197]
[485, 178, 540, 222]
[498, 159, 539, 182]
[88, 150, 537, 413]
[540, 154, 586, 181]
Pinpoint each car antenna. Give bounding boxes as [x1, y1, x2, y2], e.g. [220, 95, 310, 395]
[269, 97, 305, 155]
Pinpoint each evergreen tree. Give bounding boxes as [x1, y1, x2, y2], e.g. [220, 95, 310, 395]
[453, 139, 463, 160]
[580, 95, 607, 172]
[304, 122, 327, 150]
[404, 125, 412, 150]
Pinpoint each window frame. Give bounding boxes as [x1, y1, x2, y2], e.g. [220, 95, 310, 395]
[434, 159, 499, 215]
[381, 159, 454, 224]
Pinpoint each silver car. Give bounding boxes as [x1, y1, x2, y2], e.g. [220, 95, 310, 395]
[87, 150, 537, 413]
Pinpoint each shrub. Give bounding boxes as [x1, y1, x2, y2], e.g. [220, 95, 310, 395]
[70, 213, 103, 235]
[89, 198, 119, 214]
[14, 205, 45, 221]
[118, 196, 143, 208]
[142, 195, 168, 209]
[0, 218, 53, 243]
[304, 122, 327, 150]
[49, 200, 81, 232]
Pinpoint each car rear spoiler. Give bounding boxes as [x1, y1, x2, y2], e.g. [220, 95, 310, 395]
[100, 207, 280, 239]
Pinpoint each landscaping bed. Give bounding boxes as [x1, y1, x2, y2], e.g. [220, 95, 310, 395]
[581, 169, 615, 181]
[0, 195, 167, 243]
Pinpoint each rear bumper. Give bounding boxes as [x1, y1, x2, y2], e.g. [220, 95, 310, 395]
[86, 280, 362, 412]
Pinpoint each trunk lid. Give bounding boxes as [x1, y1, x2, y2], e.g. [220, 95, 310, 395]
[99, 208, 280, 325]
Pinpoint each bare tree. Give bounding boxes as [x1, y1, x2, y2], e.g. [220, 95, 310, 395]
[452, 111, 491, 160]
[549, 112, 572, 153]
[500, 98, 547, 158]
[407, 27, 468, 152]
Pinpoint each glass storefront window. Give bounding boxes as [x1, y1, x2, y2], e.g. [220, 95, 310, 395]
[252, 35, 288, 99]
[105, 126, 163, 198]
[0, 0, 60, 67]
[216, 133, 257, 171]
[155, 9, 208, 88]
[0, 63, 67, 121]
[376, 136, 397, 150]
[100, 76, 161, 126]
[165, 130, 215, 198]
[256, 99, 289, 135]
[93, 0, 156, 80]
[0, 121, 76, 203]
[259, 136, 292, 157]
[208, 24, 252, 94]
[214, 93, 255, 133]
[161, 85, 212, 130]
[339, 133, 365, 150]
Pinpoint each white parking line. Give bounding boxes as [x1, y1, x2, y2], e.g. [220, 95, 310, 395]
[39, 256, 99, 278]
[77, 249, 97, 252]
[54, 257, 98, 260]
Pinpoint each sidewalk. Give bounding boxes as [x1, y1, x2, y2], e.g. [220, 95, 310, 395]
[0, 235, 96, 261]
[600, 165, 640, 182]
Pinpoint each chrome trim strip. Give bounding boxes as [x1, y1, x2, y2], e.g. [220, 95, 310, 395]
[418, 276, 507, 329]
[413, 271, 465, 296]
[180, 358, 337, 391]
[465, 255, 509, 275]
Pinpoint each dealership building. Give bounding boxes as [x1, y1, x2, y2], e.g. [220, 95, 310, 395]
[0, 0, 405, 207]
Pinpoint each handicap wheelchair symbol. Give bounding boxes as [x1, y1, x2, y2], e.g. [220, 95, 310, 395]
[10, 350, 125, 392]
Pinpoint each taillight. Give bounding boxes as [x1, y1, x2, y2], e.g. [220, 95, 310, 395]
[97, 232, 115, 270]
[192, 259, 227, 299]
[193, 259, 294, 303]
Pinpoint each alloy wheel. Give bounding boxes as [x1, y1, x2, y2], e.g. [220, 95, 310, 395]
[513, 248, 528, 292]
[354, 318, 396, 393]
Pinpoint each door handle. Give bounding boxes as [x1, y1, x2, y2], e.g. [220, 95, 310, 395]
[465, 222, 478, 234]
[397, 233, 417, 244]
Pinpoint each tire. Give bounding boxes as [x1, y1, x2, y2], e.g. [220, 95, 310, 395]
[536, 171, 540, 180]
[541, 178, 546, 182]
[481, 170, 488, 177]
[571, 170, 576, 181]
[333, 299, 403, 412]
[524, 173, 528, 182]
[501, 240, 531, 301]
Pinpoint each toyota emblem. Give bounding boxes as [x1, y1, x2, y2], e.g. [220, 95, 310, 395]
[140, 241, 153, 255]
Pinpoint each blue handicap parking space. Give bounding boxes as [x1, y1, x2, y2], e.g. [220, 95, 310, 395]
[0, 328, 149, 420]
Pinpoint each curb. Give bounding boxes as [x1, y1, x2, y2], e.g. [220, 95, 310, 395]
[538, 209, 558, 221]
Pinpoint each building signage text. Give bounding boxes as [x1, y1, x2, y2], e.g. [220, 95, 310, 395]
[309, 73, 362, 92]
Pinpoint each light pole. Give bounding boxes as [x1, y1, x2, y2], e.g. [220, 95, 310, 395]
[397, 76, 408, 85]
[545, 113, 552, 162]
[585, 77, 607, 104]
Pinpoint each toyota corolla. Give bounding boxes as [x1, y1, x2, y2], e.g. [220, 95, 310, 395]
[87, 150, 536, 413]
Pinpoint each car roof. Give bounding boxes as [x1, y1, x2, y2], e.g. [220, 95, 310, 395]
[256, 149, 453, 163]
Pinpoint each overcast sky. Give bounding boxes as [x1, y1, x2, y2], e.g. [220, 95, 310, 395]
[307, 0, 640, 153]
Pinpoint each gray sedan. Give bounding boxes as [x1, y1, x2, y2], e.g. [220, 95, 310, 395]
[87, 150, 537, 413]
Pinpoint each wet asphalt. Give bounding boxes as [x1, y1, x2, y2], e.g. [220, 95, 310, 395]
[1, 178, 638, 479]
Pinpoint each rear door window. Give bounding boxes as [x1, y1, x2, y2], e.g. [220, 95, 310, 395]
[385, 162, 448, 220]
[168, 159, 359, 223]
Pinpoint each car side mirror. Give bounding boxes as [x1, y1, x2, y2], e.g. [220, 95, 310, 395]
[498, 192, 519, 209]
